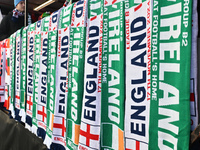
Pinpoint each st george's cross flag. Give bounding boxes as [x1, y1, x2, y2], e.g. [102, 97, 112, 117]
[51, 4, 73, 150]
[149, 0, 192, 149]
[101, 0, 125, 149]
[19, 26, 28, 123]
[26, 23, 36, 131]
[78, 0, 103, 149]
[37, 16, 50, 141]
[124, 0, 151, 149]
[53, 117, 66, 138]
[15, 29, 22, 121]
[79, 123, 100, 150]
[9, 33, 16, 117]
[66, 0, 88, 149]
[32, 20, 42, 135]
[44, 10, 60, 148]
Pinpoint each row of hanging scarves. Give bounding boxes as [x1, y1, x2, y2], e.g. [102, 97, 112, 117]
[0, 0, 196, 149]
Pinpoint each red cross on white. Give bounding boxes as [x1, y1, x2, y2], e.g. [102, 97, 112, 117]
[38, 106, 47, 122]
[126, 140, 141, 150]
[15, 94, 20, 106]
[136, 141, 140, 150]
[53, 117, 66, 137]
[27, 96, 33, 110]
[80, 124, 99, 147]
[0, 86, 4, 96]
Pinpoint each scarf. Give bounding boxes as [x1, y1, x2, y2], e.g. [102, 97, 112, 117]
[12, 8, 24, 18]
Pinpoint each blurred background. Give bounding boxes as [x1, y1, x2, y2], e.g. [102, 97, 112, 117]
[0, 0, 78, 23]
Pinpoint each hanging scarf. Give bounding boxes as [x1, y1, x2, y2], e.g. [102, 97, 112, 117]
[19, 26, 28, 123]
[32, 20, 42, 135]
[43, 10, 60, 149]
[25, 23, 36, 131]
[51, 4, 73, 150]
[0, 41, 6, 104]
[9, 33, 16, 118]
[3, 38, 11, 110]
[149, 0, 192, 149]
[15, 29, 22, 122]
[124, 0, 151, 149]
[78, 0, 103, 149]
[66, 0, 88, 149]
[101, 0, 125, 149]
[37, 16, 50, 141]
